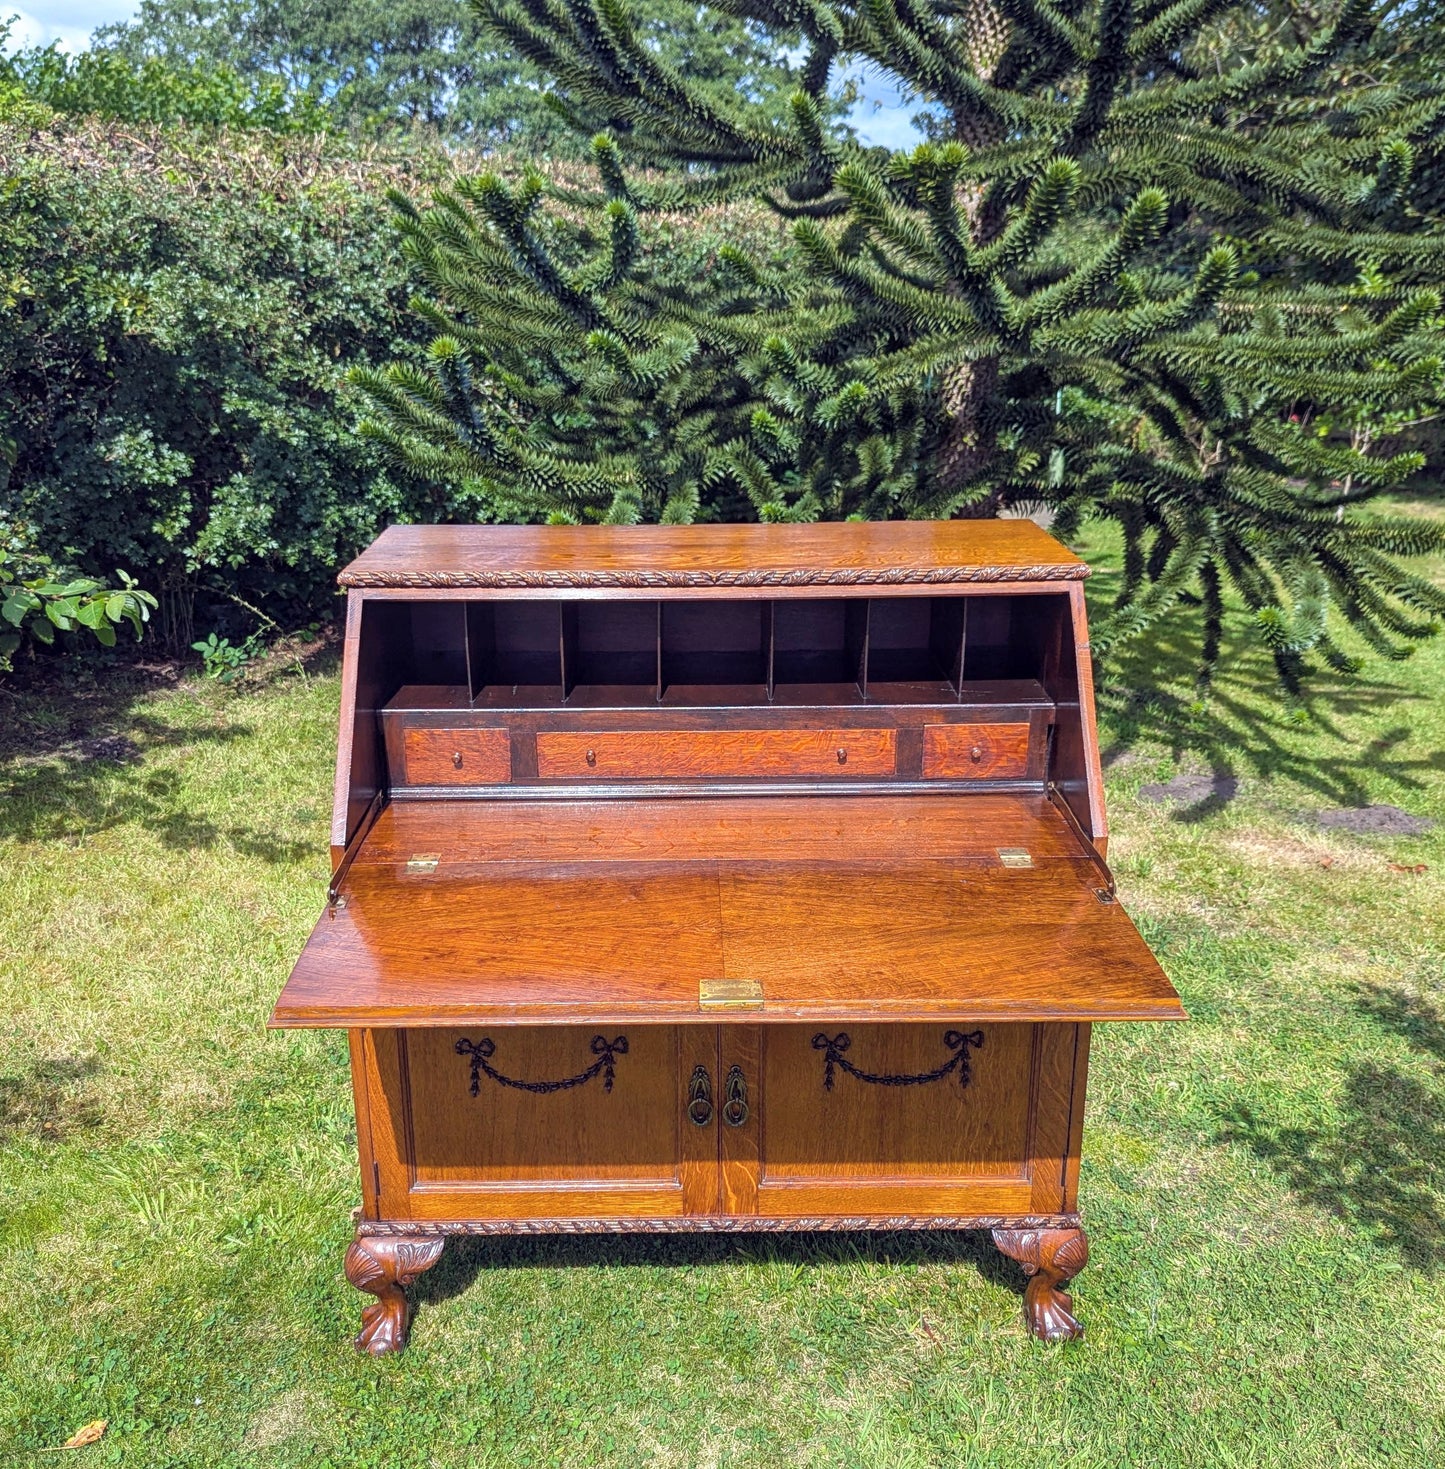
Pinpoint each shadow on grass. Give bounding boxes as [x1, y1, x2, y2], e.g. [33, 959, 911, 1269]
[1217, 985, 1445, 1271]
[1093, 572, 1445, 810]
[0, 656, 334, 861]
[0, 1054, 103, 1143]
[413, 1228, 1024, 1314]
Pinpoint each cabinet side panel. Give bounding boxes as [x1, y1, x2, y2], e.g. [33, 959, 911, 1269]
[362, 1028, 414, 1220]
[331, 593, 413, 859]
[1062, 1022, 1091, 1210]
[1028, 1023, 1082, 1214]
[349, 1029, 380, 1220]
[1068, 584, 1108, 852]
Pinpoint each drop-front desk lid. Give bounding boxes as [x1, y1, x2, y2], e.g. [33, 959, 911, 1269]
[271, 795, 1184, 1028]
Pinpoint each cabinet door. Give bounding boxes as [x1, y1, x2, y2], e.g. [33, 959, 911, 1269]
[361, 1026, 720, 1222]
[720, 1023, 1085, 1219]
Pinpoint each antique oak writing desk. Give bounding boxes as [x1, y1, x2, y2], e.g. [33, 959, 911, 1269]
[272, 521, 1183, 1352]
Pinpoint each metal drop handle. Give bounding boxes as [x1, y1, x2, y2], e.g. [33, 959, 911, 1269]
[723, 1065, 749, 1127]
[687, 1065, 713, 1126]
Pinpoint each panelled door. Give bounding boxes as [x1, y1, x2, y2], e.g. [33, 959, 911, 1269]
[367, 1026, 719, 1222]
[719, 1023, 1084, 1219]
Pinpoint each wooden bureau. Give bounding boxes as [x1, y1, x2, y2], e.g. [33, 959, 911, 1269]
[272, 521, 1183, 1352]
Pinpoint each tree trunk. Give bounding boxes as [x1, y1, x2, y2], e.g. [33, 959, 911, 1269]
[939, 3, 1011, 514]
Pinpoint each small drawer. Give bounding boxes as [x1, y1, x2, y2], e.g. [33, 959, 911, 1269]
[536, 728, 896, 781]
[921, 723, 1031, 779]
[404, 727, 512, 785]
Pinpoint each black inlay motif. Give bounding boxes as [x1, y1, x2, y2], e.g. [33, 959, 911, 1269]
[456, 1035, 629, 1098]
[811, 1030, 984, 1092]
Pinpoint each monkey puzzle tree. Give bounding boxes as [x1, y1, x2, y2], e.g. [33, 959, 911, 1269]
[356, 1, 1445, 692]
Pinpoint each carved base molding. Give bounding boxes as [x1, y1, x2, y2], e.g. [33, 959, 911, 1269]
[354, 1212, 1081, 1236]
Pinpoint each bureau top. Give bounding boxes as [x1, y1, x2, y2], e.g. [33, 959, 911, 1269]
[338, 520, 1088, 590]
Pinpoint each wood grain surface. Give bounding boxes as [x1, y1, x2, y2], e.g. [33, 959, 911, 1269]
[352, 793, 1082, 867]
[272, 853, 1183, 1029]
[338, 521, 1088, 590]
[535, 728, 897, 780]
[403, 727, 511, 785]
[920, 722, 1031, 778]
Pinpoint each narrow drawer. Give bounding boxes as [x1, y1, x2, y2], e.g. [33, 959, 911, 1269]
[536, 728, 896, 781]
[404, 727, 512, 785]
[921, 722, 1031, 779]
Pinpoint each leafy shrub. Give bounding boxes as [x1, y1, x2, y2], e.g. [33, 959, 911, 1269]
[0, 20, 330, 131]
[0, 113, 467, 643]
[0, 538, 156, 673]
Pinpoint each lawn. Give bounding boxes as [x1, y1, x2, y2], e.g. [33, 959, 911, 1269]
[2, 518, 1444, 1467]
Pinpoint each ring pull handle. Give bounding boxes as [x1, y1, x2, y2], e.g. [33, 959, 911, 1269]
[722, 1064, 749, 1127]
[687, 1065, 713, 1126]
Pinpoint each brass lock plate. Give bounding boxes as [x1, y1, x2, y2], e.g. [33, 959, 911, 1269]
[997, 847, 1033, 869]
[406, 853, 441, 873]
[700, 978, 764, 1011]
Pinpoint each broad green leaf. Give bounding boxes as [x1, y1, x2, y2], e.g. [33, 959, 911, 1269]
[2, 595, 30, 626]
[76, 599, 108, 629]
[93, 620, 117, 647]
[31, 616, 55, 644]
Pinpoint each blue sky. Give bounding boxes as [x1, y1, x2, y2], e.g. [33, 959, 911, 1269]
[3, 1, 133, 51]
[3, 3, 923, 148]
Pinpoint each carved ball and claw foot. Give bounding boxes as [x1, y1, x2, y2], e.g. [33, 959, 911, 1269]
[991, 1226, 1089, 1342]
[344, 1235, 445, 1354]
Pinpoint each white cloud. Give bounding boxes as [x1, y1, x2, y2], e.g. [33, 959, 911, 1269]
[2, 3, 136, 54]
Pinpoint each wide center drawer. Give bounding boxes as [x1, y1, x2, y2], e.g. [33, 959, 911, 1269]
[535, 728, 897, 781]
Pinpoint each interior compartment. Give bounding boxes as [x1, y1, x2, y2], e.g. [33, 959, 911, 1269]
[466, 601, 563, 703]
[866, 597, 965, 697]
[661, 601, 769, 703]
[772, 599, 867, 702]
[565, 601, 660, 700]
[407, 602, 468, 688]
[959, 593, 1071, 684]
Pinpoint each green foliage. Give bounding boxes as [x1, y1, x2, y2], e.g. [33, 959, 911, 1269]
[0, 20, 329, 131]
[0, 116, 467, 640]
[359, 0, 1445, 695]
[190, 630, 260, 680]
[91, 0, 805, 150]
[0, 539, 155, 673]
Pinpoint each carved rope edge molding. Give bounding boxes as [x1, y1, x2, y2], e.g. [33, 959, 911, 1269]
[353, 1213, 1082, 1236]
[338, 564, 1090, 589]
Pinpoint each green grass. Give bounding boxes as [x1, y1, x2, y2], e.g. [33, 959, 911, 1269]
[3, 522, 1445, 1467]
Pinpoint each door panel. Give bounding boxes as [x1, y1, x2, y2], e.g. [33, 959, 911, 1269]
[401, 1025, 718, 1219]
[730, 1023, 1039, 1217]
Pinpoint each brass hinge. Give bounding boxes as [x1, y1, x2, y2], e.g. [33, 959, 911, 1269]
[997, 848, 1034, 869]
[700, 978, 764, 1012]
[406, 853, 440, 873]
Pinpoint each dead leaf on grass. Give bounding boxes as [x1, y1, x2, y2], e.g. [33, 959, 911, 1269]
[1319, 857, 1336, 869]
[42, 1420, 108, 1451]
[1387, 862, 1428, 875]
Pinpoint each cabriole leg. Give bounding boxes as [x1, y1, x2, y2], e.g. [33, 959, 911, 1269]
[991, 1226, 1089, 1342]
[344, 1234, 445, 1354]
